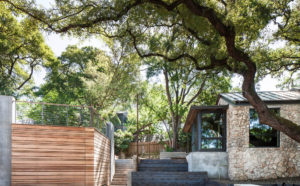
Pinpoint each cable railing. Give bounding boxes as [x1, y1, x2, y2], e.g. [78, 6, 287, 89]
[15, 101, 107, 132]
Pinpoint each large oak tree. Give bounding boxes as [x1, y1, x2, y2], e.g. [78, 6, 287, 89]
[2, 0, 299, 142]
[0, 3, 54, 96]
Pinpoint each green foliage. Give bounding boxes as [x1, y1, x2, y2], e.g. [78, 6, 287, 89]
[81, 43, 140, 112]
[36, 42, 140, 123]
[36, 45, 99, 105]
[0, 4, 55, 96]
[164, 144, 174, 152]
[125, 82, 168, 140]
[3, 0, 300, 144]
[114, 129, 134, 155]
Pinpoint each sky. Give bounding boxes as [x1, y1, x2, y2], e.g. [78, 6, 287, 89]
[33, 0, 282, 92]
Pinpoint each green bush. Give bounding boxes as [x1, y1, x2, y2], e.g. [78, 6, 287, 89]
[114, 129, 133, 155]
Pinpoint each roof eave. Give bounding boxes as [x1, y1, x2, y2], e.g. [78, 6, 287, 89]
[183, 105, 228, 133]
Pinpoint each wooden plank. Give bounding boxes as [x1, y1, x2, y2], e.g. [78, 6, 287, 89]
[11, 124, 98, 185]
[94, 130, 111, 186]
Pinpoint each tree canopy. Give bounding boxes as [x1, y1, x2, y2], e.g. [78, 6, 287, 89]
[0, 3, 54, 96]
[1, 0, 300, 142]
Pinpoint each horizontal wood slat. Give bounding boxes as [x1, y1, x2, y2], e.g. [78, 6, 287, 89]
[11, 124, 111, 186]
[94, 130, 111, 186]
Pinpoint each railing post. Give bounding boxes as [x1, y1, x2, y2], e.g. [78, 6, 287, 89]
[80, 107, 83, 126]
[97, 114, 100, 129]
[66, 106, 69, 126]
[41, 103, 44, 124]
[89, 106, 94, 127]
[104, 122, 115, 182]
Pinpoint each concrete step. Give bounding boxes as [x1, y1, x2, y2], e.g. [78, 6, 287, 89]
[132, 180, 207, 186]
[140, 159, 187, 164]
[112, 159, 135, 186]
[115, 170, 134, 174]
[111, 181, 127, 185]
[132, 171, 208, 179]
[113, 174, 127, 177]
[138, 159, 188, 172]
[138, 164, 188, 172]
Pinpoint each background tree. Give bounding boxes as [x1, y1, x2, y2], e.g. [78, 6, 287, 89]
[146, 58, 231, 149]
[36, 45, 99, 105]
[35, 42, 140, 127]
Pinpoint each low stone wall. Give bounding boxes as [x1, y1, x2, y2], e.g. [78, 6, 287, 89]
[225, 103, 300, 180]
[186, 152, 228, 179]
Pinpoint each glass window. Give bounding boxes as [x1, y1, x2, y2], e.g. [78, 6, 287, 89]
[249, 108, 280, 147]
[200, 112, 226, 151]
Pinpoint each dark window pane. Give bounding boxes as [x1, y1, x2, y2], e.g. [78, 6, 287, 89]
[249, 108, 280, 147]
[201, 139, 222, 149]
[201, 112, 224, 138]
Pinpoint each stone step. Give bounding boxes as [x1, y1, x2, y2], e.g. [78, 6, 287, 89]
[132, 171, 208, 180]
[112, 159, 135, 186]
[138, 163, 187, 167]
[113, 174, 127, 177]
[132, 180, 207, 186]
[133, 171, 207, 176]
[115, 167, 135, 170]
[138, 164, 188, 172]
[116, 165, 134, 167]
[111, 181, 127, 185]
[112, 178, 127, 181]
[115, 170, 134, 174]
[116, 159, 134, 163]
[140, 159, 187, 164]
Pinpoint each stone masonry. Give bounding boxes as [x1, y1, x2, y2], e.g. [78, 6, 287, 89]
[219, 98, 300, 180]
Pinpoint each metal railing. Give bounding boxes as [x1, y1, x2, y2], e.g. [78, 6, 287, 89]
[15, 101, 106, 131]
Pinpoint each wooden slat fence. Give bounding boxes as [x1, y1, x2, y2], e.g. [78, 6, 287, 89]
[127, 141, 170, 156]
[11, 124, 110, 186]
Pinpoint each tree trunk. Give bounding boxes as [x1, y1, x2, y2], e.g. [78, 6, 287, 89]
[171, 121, 178, 150]
[171, 115, 181, 151]
[242, 71, 300, 143]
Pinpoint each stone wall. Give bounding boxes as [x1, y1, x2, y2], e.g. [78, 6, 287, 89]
[223, 101, 300, 180]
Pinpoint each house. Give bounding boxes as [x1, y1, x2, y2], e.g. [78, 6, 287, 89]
[183, 90, 300, 180]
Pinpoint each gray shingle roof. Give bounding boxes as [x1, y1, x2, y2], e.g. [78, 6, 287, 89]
[219, 91, 300, 105]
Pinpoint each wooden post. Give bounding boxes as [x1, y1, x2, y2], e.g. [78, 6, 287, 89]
[148, 133, 150, 159]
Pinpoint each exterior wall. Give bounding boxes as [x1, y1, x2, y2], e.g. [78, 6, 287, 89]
[0, 96, 15, 186]
[160, 152, 187, 159]
[11, 124, 111, 185]
[94, 129, 111, 186]
[223, 103, 300, 180]
[186, 152, 228, 179]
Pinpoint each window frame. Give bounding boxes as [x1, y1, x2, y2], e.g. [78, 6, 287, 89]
[197, 110, 227, 152]
[249, 108, 280, 148]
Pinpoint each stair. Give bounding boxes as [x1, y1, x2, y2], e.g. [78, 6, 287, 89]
[111, 159, 135, 186]
[132, 159, 227, 186]
[138, 159, 188, 172]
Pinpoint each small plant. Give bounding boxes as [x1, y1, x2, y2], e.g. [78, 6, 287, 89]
[164, 144, 174, 152]
[114, 129, 133, 155]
